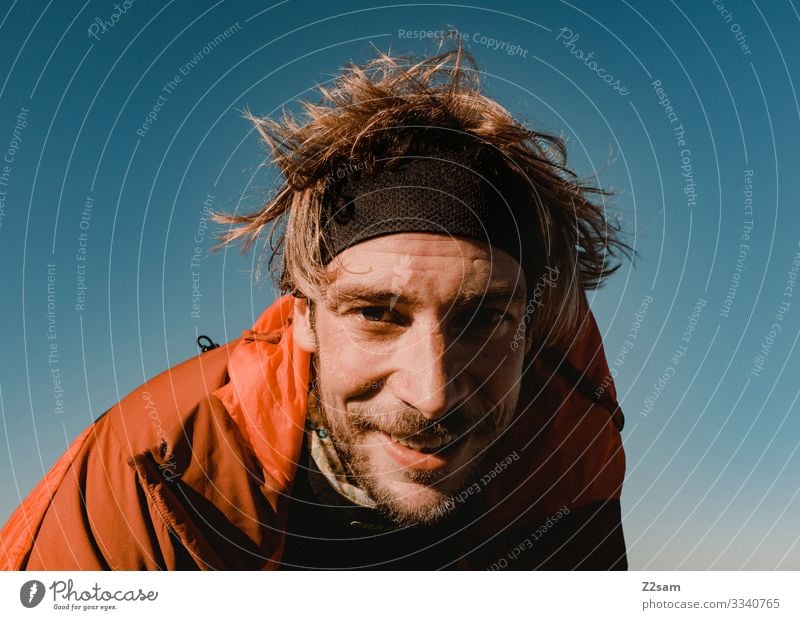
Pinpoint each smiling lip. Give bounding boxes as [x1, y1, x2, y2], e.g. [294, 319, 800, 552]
[380, 431, 469, 471]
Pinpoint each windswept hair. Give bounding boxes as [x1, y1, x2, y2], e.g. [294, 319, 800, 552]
[214, 44, 631, 350]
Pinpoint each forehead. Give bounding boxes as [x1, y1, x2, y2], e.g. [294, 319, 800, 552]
[324, 233, 526, 304]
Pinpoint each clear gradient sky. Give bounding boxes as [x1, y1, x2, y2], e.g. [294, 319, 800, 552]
[1, 0, 798, 570]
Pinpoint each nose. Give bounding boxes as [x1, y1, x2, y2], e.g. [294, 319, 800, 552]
[389, 320, 469, 420]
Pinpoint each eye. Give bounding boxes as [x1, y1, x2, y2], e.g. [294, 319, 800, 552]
[449, 307, 510, 334]
[357, 306, 396, 323]
[471, 307, 509, 325]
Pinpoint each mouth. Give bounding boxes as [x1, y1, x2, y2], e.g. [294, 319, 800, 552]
[390, 431, 460, 452]
[379, 430, 471, 471]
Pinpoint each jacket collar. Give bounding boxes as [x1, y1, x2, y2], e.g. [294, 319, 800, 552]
[212, 295, 311, 500]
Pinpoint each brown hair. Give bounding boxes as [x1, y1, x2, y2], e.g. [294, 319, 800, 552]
[214, 44, 631, 349]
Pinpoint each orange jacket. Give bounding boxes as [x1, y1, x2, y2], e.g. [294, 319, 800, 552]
[1, 294, 625, 570]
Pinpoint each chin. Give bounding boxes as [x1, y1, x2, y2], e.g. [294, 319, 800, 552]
[370, 479, 461, 527]
[327, 419, 493, 526]
[353, 442, 475, 527]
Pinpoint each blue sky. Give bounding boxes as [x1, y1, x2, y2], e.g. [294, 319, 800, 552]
[1, 0, 799, 569]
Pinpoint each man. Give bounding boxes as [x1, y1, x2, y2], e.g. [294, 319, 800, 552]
[1, 47, 629, 570]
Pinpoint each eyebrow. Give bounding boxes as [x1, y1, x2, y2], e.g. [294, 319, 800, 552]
[326, 282, 525, 309]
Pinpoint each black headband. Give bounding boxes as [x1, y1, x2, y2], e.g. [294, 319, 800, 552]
[320, 140, 539, 290]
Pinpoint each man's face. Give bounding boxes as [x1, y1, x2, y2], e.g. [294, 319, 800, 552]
[293, 233, 533, 526]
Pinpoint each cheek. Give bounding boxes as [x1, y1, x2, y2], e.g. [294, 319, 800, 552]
[472, 338, 525, 382]
[318, 310, 404, 373]
[471, 345, 525, 420]
[316, 324, 383, 399]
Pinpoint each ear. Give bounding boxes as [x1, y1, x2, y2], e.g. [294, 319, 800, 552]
[523, 324, 534, 357]
[292, 296, 317, 353]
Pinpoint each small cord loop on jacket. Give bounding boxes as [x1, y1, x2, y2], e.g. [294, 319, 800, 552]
[197, 335, 220, 353]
